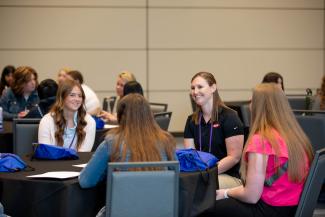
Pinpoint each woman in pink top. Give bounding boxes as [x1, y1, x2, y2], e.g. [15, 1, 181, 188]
[207, 83, 314, 217]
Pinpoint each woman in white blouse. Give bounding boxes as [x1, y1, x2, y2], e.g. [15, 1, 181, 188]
[38, 79, 96, 152]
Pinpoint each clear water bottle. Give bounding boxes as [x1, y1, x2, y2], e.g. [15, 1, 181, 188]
[0, 106, 3, 132]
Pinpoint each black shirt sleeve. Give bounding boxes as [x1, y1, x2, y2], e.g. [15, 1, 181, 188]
[221, 109, 244, 138]
[184, 115, 195, 139]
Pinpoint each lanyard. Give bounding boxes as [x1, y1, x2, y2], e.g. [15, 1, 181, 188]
[37, 105, 44, 117]
[198, 113, 213, 153]
[68, 131, 77, 149]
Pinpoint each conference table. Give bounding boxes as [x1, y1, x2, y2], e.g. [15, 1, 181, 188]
[0, 152, 218, 217]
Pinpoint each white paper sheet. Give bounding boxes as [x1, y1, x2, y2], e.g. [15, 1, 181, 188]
[104, 124, 118, 129]
[73, 163, 87, 168]
[27, 171, 80, 179]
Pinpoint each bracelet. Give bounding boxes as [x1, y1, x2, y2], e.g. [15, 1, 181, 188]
[224, 189, 229, 199]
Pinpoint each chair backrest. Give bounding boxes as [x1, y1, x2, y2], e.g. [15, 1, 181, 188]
[287, 97, 307, 110]
[240, 103, 251, 127]
[13, 118, 40, 156]
[154, 112, 172, 131]
[102, 96, 117, 113]
[293, 109, 325, 117]
[295, 115, 325, 151]
[225, 100, 250, 125]
[149, 102, 168, 113]
[295, 148, 325, 217]
[106, 161, 179, 217]
[92, 128, 109, 151]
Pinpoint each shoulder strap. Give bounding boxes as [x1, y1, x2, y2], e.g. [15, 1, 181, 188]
[264, 161, 288, 187]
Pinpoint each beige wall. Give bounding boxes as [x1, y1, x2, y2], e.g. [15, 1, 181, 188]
[0, 0, 324, 132]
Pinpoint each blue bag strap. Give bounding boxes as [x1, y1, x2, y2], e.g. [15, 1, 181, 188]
[264, 161, 288, 187]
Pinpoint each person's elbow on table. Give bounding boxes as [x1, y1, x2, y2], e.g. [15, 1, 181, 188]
[78, 174, 96, 189]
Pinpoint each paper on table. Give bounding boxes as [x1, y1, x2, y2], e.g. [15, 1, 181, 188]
[104, 124, 118, 129]
[73, 163, 87, 168]
[27, 171, 80, 179]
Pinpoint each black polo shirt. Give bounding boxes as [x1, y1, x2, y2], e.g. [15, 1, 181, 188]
[184, 107, 244, 177]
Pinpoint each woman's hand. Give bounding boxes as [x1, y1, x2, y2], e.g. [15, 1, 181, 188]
[98, 111, 117, 123]
[18, 110, 29, 118]
[216, 189, 227, 200]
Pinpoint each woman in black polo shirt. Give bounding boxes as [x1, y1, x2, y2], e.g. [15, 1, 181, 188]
[184, 71, 244, 189]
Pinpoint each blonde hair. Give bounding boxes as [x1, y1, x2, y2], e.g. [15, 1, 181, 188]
[118, 71, 136, 83]
[240, 83, 314, 183]
[58, 67, 72, 74]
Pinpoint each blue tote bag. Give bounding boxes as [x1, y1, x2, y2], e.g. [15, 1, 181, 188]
[176, 148, 218, 172]
[32, 144, 79, 160]
[0, 153, 27, 172]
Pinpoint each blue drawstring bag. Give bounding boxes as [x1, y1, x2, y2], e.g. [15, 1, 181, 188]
[33, 144, 79, 160]
[0, 153, 27, 172]
[92, 116, 105, 129]
[176, 149, 218, 172]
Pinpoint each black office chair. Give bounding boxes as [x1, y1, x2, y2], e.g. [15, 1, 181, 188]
[295, 148, 325, 217]
[154, 112, 172, 131]
[149, 103, 168, 113]
[240, 103, 251, 128]
[295, 115, 325, 151]
[287, 97, 307, 110]
[106, 161, 179, 217]
[13, 118, 41, 156]
[293, 109, 325, 117]
[102, 96, 117, 113]
[92, 128, 109, 152]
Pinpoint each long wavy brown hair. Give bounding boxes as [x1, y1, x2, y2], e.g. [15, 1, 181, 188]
[12, 66, 38, 96]
[108, 94, 175, 170]
[191, 71, 229, 124]
[320, 76, 325, 109]
[50, 80, 87, 150]
[240, 84, 314, 183]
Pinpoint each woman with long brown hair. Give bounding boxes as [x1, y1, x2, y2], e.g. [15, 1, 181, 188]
[38, 79, 96, 151]
[79, 93, 175, 185]
[212, 83, 314, 217]
[0, 66, 39, 120]
[184, 71, 244, 189]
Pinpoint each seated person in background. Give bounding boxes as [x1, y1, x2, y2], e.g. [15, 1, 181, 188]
[262, 72, 284, 91]
[115, 71, 136, 100]
[99, 71, 136, 123]
[123, 80, 143, 96]
[312, 75, 325, 110]
[210, 83, 314, 217]
[99, 80, 143, 123]
[65, 70, 101, 115]
[25, 79, 58, 118]
[184, 72, 244, 189]
[56, 67, 71, 85]
[79, 93, 176, 217]
[0, 66, 39, 120]
[38, 79, 96, 152]
[0, 65, 15, 96]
